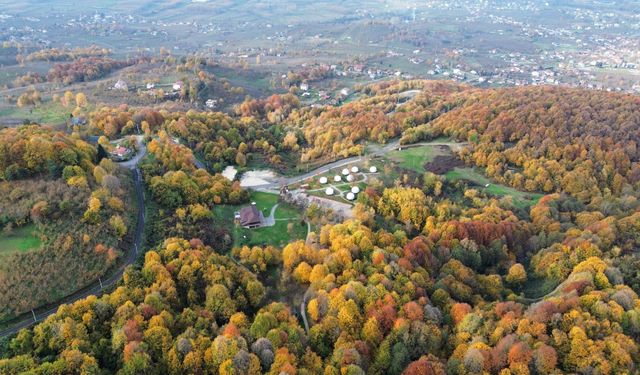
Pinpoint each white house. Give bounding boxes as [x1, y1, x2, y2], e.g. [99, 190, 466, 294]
[173, 81, 184, 91]
[319, 176, 328, 184]
[146, 82, 155, 90]
[346, 192, 355, 200]
[334, 175, 342, 182]
[325, 187, 335, 196]
[300, 82, 309, 91]
[351, 186, 360, 194]
[114, 79, 128, 91]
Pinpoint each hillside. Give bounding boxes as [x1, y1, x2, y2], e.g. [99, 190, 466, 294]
[0, 81, 639, 374]
[0, 126, 136, 320]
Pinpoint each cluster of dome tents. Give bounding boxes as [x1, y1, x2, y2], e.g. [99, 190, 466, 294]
[319, 165, 377, 200]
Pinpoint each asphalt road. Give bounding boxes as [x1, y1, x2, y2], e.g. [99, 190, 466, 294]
[258, 139, 467, 189]
[257, 141, 399, 189]
[0, 165, 146, 339]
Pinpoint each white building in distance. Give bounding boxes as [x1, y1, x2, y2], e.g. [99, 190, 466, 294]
[114, 79, 128, 91]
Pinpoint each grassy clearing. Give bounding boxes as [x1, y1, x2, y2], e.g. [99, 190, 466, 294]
[246, 152, 300, 176]
[307, 190, 354, 205]
[210, 66, 274, 96]
[0, 101, 74, 125]
[387, 144, 450, 173]
[289, 166, 368, 191]
[214, 191, 307, 249]
[235, 219, 307, 248]
[0, 223, 42, 256]
[445, 167, 543, 208]
[274, 202, 301, 220]
[522, 276, 558, 299]
[248, 191, 279, 213]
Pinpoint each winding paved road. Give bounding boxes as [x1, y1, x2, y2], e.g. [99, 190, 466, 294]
[0, 147, 147, 339]
[256, 139, 467, 189]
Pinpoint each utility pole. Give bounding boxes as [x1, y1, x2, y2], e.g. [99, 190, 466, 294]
[99, 277, 103, 290]
[31, 310, 36, 323]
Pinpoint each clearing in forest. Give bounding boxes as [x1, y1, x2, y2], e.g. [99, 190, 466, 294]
[0, 223, 42, 257]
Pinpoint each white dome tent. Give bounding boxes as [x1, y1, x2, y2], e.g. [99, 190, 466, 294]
[369, 166, 378, 173]
[325, 187, 335, 196]
[346, 192, 355, 200]
[346, 174, 355, 182]
[334, 175, 342, 182]
[351, 186, 360, 194]
[342, 168, 350, 176]
[351, 166, 359, 173]
[319, 176, 328, 184]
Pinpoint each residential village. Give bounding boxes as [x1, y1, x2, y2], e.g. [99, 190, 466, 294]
[1, 0, 638, 99]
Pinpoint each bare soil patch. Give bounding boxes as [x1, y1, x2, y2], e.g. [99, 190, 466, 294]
[425, 153, 465, 174]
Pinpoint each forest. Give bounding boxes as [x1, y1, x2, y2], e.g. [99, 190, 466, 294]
[1, 80, 639, 374]
[46, 57, 144, 85]
[0, 126, 135, 320]
[140, 133, 249, 249]
[24, 46, 111, 62]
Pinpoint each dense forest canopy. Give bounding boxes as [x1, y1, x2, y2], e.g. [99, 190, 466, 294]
[1, 80, 640, 374]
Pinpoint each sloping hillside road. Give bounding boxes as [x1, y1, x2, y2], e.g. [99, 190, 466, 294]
[257, 139, 467, 189]
[0, 148, 147, 339]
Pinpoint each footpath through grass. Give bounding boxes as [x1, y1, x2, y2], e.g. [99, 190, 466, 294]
[0, 223, 42, 256]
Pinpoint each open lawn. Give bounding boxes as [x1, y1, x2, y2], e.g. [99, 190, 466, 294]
[0, 223, 42, 256]
[0, 101, 76, 125]
[214, 191, 307, 248]
[445, 167, 543, 208]
[387, 144, 449, 173]
[235, 218, 307, 248]
[249, 191, 279, 213]
[274, 202, 301, 220]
